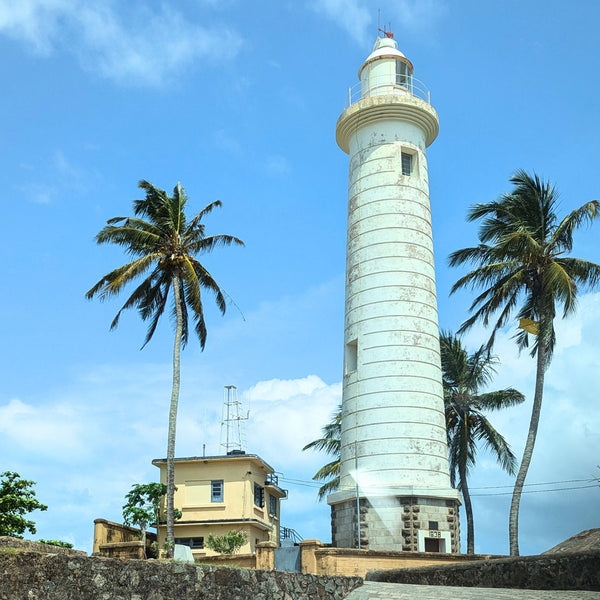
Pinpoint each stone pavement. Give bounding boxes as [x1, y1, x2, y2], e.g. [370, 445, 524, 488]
[344, 581, 600, 599]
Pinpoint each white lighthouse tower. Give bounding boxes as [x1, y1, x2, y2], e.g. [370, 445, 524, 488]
[328, 34, 461, 553]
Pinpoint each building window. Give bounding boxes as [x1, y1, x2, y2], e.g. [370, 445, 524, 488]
[175, 537, 204, 549]
[211, 480, 223, 503]
[429, 521, 439, 531]
[254, 483, 265, 508]
[269, 494, 277, 517]
[401, 152, 413, 176]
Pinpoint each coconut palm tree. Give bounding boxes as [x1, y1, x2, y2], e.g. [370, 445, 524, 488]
[87, 180, 243, 555]
[302, 405, 341, 500]
[440, 331, 524, 554]
[449, 170, 600, 555]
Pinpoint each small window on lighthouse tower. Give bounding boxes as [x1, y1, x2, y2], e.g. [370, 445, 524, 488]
[401, 152, 413, 176]
[345, 339, 358, 374]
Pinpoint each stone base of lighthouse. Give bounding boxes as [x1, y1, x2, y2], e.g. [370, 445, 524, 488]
[329, 492, 460, 553]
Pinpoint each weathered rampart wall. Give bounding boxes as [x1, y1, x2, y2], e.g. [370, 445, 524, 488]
[366, 551, 600, 591]
[0, 551, 362, 600]
[0, 537, 85, 557]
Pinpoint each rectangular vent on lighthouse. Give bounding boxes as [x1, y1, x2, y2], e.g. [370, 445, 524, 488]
[345, 339, 358, 374]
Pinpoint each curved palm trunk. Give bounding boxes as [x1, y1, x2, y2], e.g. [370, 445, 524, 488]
[166, 274, 183, 557]
[459, 462, 475, 554]
[509, 340, 546, 556]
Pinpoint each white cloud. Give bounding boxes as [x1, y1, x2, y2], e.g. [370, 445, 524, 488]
[246, 375, 341, 470]
[0, 0, 68, 54]
[264, 154, 291, 176]
[246, 375, 328, 403]
[310, 0, 371, 45]
[310, 0, 447, 46]
[214, 129, 243, 156]
[18, 182, 56, 204]
[0, 0, 242, 86]
[387, 0, 448, 35]
[0, 398, 88, 460]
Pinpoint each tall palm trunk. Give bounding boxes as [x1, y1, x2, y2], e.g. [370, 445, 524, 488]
[166, 273, 183, 557]
[459, 461, 475, 554]
[140, 523, 147, 559]
[509, 337, 546, 556]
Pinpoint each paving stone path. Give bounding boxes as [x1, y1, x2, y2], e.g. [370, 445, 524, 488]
[345, 581, 600, 599]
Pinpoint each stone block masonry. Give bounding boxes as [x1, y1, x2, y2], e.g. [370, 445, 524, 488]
[331, 496, 459, 553]
[0, 551, 362, 600]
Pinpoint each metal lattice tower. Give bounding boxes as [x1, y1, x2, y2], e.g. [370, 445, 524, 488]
[219, 385, 248, 453]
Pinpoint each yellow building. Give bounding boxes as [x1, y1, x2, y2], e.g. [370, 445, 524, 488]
[152, 451, 287, 558]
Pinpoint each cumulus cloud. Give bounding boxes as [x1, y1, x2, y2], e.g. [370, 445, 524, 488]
[246, 375, 341, 470]
[0, 0, 242, 86]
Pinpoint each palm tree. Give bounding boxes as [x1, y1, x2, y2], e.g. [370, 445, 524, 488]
[302, 405, 341, 500]
[440, 331, 524, 554]
[87, 180, 243, 555]
[449, 170, 600, 555]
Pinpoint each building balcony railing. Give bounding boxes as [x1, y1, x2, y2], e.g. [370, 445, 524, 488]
[280, 526, 303, 544]
[346, 74, 431, 108]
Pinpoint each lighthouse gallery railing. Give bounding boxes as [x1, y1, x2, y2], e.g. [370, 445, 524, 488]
[346, 74, 431, 108]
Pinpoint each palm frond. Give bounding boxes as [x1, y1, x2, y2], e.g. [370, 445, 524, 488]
[551, 200, 600, 251]
[86, 254, 159, 300]
[88, 180, 243, 351]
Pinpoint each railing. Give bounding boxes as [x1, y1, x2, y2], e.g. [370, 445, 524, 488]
[280, 526, 303, 543]
[266, 473, 279, 487]
[346, 74, 431, 108]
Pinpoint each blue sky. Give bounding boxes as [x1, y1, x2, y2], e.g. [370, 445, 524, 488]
[1, 0, 599, 556]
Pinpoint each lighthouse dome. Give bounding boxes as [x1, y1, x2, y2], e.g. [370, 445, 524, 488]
[358, 36, 413, 79]
[358, 35, 414, 100]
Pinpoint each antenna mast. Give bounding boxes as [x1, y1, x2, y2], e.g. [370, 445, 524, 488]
[219, 385, 248, 453]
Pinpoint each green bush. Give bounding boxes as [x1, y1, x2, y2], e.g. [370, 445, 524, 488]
[206, 530, 248, 555]
[38, 539, 73, 549]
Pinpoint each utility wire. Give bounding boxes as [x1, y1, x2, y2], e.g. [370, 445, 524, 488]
[471, 483, 598, 497]
[278, 475, 599, 497]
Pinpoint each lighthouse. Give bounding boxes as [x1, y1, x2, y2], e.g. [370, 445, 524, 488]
[327, 34, 461, 553]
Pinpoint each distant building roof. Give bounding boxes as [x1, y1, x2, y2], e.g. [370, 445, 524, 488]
[543, 529, 600, 554]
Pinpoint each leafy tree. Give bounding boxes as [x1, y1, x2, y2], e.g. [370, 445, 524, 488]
[302, 404, 341, 500]
[440, 331, 524, 554]
[206, 530, 248, 555]
[122, 482, 181, 557]
[0, 471, 48, 537]
[87, 180, 243, 555]
[449, 170, 600, 555]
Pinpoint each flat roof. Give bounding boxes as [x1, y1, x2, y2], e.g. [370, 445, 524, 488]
[151, 452, 276, 473]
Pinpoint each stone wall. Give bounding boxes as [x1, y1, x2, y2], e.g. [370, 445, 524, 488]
[0, 551, 362, 600]
[0, 537, 86, 557]
[366, 551, 600, 591]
